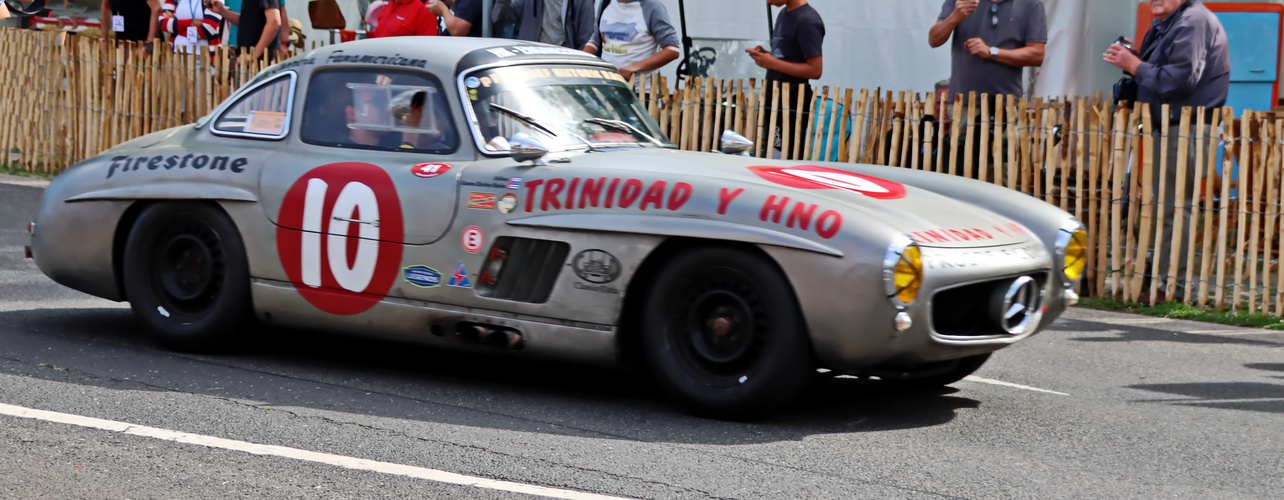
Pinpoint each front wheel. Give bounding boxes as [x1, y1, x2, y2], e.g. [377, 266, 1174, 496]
[641, 247, 812, 419]
[121, 202, 252, 352]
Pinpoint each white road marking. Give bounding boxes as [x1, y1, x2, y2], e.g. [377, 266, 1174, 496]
[963, 376, 1070, 396]
[0, 402, 632, 500]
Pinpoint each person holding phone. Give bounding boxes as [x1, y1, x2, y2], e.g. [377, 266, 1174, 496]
[747, 0, 825, 159]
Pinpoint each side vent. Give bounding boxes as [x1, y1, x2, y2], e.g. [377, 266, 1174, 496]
[476, 237, 570, 303]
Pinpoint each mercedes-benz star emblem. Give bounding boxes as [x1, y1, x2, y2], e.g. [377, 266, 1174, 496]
[1000, 275, 1039, 334]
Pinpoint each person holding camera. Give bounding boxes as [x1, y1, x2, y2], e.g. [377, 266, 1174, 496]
[1104, 0, 1229, 303]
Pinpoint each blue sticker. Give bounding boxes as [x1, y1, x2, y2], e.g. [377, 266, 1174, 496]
[465, 76, 481, 89]
[448, 261, 473, 288]
[403, 265, 442, 288]
[507, 176, 522, 190]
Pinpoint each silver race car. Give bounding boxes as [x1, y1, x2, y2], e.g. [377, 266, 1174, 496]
[29, 38, 1087, 418]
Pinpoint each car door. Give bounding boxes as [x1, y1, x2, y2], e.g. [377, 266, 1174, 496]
[257, 66, 468, 315]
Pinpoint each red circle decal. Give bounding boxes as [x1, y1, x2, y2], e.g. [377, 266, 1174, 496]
[412, 162, 453, 178]
[462, 226, 484, 254]
[276, 162, 405, 315]
[748, 165, 907, 200]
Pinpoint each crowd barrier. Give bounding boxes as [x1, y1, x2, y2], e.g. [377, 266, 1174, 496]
[3, 29, 1280, 315]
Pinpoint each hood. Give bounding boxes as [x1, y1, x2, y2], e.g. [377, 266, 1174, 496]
[566, 148, 1031, 248]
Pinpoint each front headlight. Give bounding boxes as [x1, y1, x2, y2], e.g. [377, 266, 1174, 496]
[1056, 219, 1087, 283]
[884, 235, 923, 306]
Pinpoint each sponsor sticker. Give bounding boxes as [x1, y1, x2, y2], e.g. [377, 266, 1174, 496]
[412, 162, 452, 178]
[467, 192, 498, 210]
[403, 265, 442, 288]
[507, 176, 523, 190]
[448, 261, 473, 288]
[461, 226, 484, 253]
[465, 76, 481, 88]
[571, 249, 621, 284]
[498, 193, 518, 214]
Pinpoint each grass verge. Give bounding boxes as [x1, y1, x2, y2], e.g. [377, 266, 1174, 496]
[1077, 297, 1284, 331]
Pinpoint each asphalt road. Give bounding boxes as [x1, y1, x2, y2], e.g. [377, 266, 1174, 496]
[1, 177, 1281, 499]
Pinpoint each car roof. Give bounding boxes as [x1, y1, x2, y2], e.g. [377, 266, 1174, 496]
[272, 37, 612, 82]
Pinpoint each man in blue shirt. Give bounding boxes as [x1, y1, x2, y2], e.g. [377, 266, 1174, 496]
[1104, 0, 1230, 303]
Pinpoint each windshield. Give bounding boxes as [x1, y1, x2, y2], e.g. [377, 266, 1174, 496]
[463, 64, 672, 153]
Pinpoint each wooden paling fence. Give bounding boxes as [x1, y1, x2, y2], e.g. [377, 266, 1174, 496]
[3, 28, 1282, 315]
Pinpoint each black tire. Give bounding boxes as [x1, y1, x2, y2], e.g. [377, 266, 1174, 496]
[875, 353, 992, 389]
[122, 202, 252, 352]
[641, 247, 813, 419]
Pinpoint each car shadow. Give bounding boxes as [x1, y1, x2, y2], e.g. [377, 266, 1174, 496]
[0, 308, 978, 445]
[1048, 318, 1283, 346]
[1125, 363, 1284, 415]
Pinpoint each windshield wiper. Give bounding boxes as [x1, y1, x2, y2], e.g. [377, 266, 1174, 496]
[489, 103, 557, 137]
[584, 118, 667, 147]
[489, 103, 597, 152]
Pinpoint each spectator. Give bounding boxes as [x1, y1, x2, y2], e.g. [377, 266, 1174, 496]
[1104, 0, 1230, 303]
[433, 0, 517, 38]
[100, 0, 162, 45]
[159, 0, 225, 53]
[515, 0, 596, 51]
[929, 0, 1047, 103]
[212, 0, 289, 60]
[590, 0, 681, 83]
[369, 0, 438, 38]
[747, 0, 824, 159]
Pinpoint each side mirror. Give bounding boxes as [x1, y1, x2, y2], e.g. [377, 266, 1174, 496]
[508, 133, 549, 164]
[719, 130, 753, 156]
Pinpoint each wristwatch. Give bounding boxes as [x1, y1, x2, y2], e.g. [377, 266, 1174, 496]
[989, 46, 1000, 60]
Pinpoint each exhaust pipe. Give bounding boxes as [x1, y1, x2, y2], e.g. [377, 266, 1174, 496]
[453, 322, 524, 350]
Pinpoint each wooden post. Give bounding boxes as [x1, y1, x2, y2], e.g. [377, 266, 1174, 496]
[803, 86, 825, 161]
[948, 97, 963, 175]
[977, 94, 991, 182]
[1214, 107, 1235, 311]
[1123, 103, 1146, 301]
[1087, 100, 1105, 296]
[837, 88, 853, 163]
[778, 82, 792, 159]
[1195, 107, 1216, 306]
[1165, 107, 1192, 301]
[700, 77, 715, 152]
[1275, 118, 1284, 315]
[1108, 105, 1128, 299]
[766, 80, 781, 158]
[791, 83, 807, 160]
[1231, 110, 1252, 311]
[1246, 114, 1268, 311]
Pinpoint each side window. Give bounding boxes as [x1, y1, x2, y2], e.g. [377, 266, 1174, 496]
[213, 73, 295, 139]
[301, 68, 458, 154]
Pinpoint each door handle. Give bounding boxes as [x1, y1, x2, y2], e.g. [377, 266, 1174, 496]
[332, 216, 380, 228]
[1249, 69, 1266, 73]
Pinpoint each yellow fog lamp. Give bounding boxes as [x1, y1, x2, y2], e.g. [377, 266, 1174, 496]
[1056, 220, 1087, 283]
[883, 235, 923, 307]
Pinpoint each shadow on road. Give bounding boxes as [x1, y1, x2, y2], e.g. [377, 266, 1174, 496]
[0, 307, 978, 444]
[1046, 319, 1282, 346]
[1125, 363, 1284, 415]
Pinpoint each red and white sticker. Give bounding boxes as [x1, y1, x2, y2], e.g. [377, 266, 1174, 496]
[411, 162, 453, 178]
[461, 225, 484, 253]
[276, 162, 405, 316]
[749, 165, 907, 200]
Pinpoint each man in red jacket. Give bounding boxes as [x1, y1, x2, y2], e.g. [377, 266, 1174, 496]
[370, 0, 439, 38]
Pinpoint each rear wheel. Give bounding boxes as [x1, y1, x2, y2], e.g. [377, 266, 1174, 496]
[641, 247, 812, 419]
[122, 202, 252, 352]
[874, 353, 992, 389]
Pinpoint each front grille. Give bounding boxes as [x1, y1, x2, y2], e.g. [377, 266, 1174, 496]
[931, 272, 1047, 337]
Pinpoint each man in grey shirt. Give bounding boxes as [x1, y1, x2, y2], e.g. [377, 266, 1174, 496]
[928, 0, 1047, 101]
[1104, 0, 1230, 303]
[516, 0, 597, 52]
